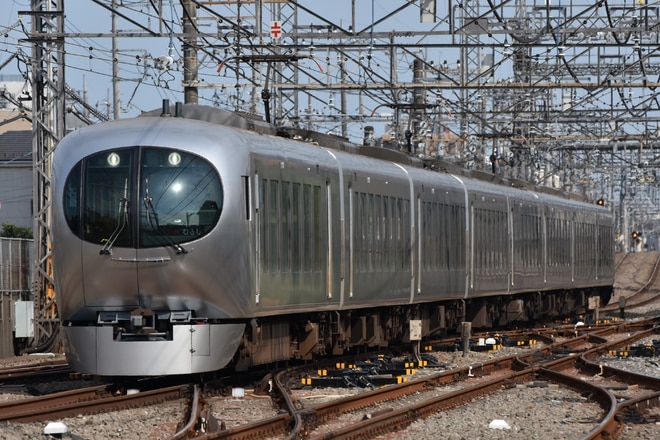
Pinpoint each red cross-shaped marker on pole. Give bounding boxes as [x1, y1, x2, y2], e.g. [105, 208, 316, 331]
[270, 21, 282, 39]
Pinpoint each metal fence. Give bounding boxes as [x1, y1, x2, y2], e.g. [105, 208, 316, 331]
[0, 237, 32, 293]
[1, 237, 33, 357]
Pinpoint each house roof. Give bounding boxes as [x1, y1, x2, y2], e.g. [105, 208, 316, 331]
[0, 130, 31, 164]
[0, 109, 32, 164]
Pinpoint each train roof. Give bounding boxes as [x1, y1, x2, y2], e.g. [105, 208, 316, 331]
[139, 102, 591, 205]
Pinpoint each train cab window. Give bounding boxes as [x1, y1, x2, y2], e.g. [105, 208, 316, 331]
[139, 148, 223, 247]
[63, 147, 223, 249]
[63, 148, 135, 247]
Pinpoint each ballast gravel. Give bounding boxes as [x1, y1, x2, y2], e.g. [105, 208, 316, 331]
[1, 350, 660, 439]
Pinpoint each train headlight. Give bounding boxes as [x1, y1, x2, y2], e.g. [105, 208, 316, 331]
[168, 152, 181, 166]
[107, 152, 121, 167]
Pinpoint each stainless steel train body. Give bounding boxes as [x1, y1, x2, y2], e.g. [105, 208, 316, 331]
[52, 105, 615, 376]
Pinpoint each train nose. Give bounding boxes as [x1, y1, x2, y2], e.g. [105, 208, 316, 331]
[81, 247, 141, 307]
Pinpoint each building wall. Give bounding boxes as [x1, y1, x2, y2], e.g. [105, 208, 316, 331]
[0, 94, 33, 231]
[0, 165, 32, 230]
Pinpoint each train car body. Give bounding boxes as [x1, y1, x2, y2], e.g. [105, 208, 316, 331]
[52, 104, 614, 376]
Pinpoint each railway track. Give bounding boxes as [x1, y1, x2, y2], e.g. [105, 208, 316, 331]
[0, 359, 70, 382]
[2, 319, 657, 439]
[0, 383, 191, 423]
[182, 318, 660, 439]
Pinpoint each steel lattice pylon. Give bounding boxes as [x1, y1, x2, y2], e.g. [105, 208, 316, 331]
[29, 0, 65, 349]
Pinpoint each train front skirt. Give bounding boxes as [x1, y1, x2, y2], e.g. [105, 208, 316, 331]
[62, 323, 245, 376]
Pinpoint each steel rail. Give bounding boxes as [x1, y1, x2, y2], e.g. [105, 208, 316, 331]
[193, 414, 291, 440]
[540, 368, 620, 440]
[193, 371, 297, 440]
[614, 391, 660, 428]
[0, 384, 189, 423]
[0, 361, 70, 380]
[171, 384, 201, 440]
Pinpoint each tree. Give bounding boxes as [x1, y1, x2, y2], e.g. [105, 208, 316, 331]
[0, 223, 33, 239]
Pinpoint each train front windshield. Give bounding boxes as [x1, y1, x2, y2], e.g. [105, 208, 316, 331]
[63, 147, 223, 249]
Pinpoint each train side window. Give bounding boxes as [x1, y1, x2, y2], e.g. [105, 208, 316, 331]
[292, 183, 301, 272]
[426, 203, 432, 270]
[367, 193, 374, 272]
[547, 217, 555, 267]
[499, 210, 506, 270]
[437, 202, 444, 270]
[385, 196, 392, 272]
[259, 178, 267, 270]
[303, 184, 312, 272]
[400, 198, 410, 270]
[394, 197, 401, 270]
[434, 202, 441, 271]
[356, 192, 366, 272]
[268, 180, 280, 272]
[421, 201, 428, 271]
[452, 204, 466, 271]
[440, 203, 448, 270]
[382, 195, 390, 272]
[281, 181, 291, 273]
[532, 214, 537, 267]
[524, 213, 530, 268]
[437, 203, 444, 270]
[447, 204, 454, 270]
[63, 162, 82, 237]
[313, 185, 322, 272]
[375, 194, 382, 272]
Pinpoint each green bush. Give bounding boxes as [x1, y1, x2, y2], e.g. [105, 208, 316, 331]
[0, 223, 33, 239]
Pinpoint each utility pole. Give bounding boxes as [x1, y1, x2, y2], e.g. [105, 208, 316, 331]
[112, 0, 120, 119]
[182, 0, 198, 104]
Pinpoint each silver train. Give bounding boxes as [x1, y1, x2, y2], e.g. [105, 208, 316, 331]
[52, 104, 615, 376]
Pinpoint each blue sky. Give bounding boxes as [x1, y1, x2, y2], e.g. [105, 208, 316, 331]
[1, 1, 460, 142]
